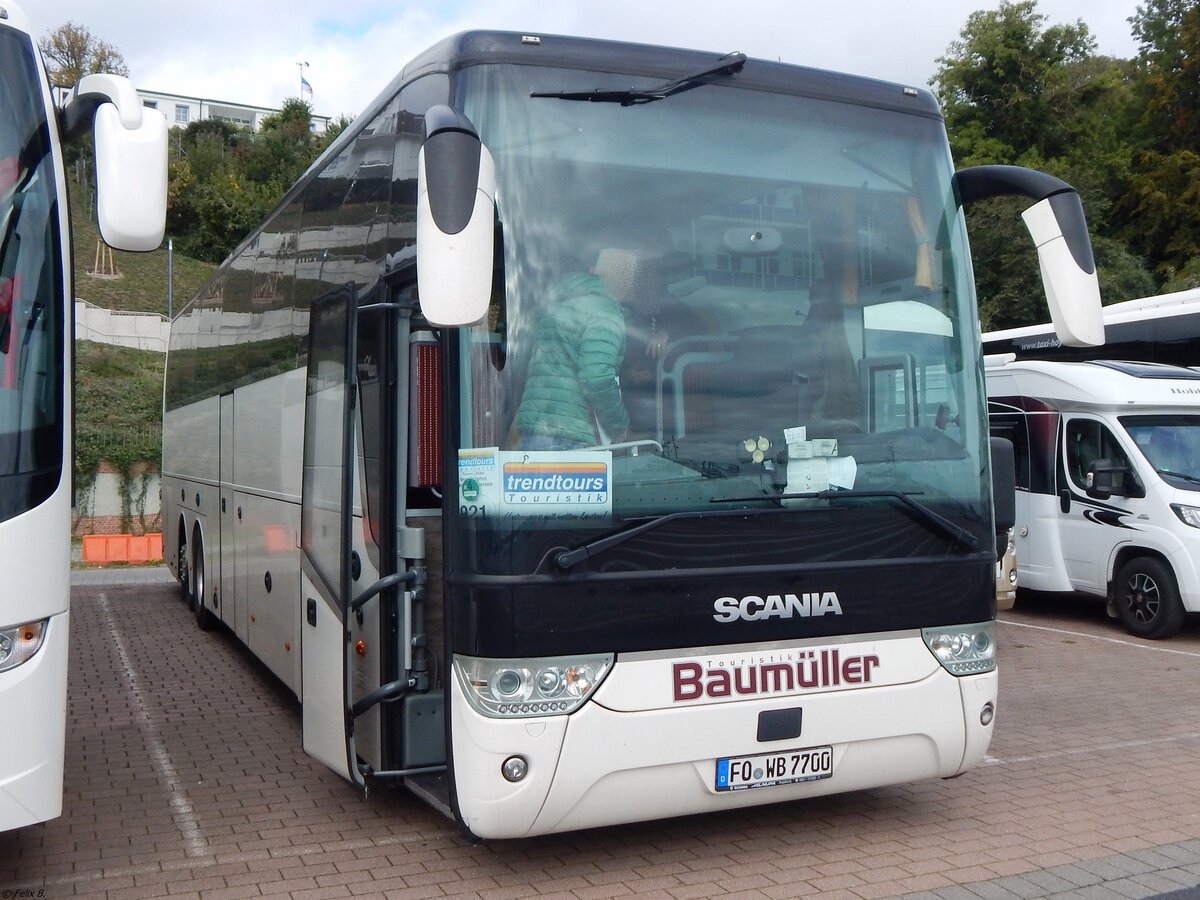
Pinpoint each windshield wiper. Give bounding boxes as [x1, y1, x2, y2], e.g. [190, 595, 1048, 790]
[1156, 467, 1200, 486]
[550, 504, 781, 572]
[531, 51, 746, 105]
[710, 489, 982, 553]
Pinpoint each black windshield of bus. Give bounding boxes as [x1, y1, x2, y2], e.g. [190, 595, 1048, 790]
[0, 28, 62, 523]
[447, 62, 989, 576]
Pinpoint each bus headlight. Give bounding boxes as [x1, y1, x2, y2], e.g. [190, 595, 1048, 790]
[0, 619, 48, 673]
[455, 654, 614, 718]
[921, 622, 996, 675]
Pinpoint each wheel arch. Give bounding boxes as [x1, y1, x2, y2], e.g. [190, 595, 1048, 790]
[1109, 545, 1173, 595]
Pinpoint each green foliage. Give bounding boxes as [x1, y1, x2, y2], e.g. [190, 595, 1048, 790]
[1112, 1, 1200, 279]
[176, 173, 279, 263]
[1163, 257, 1200, 291]
[935, 0, 1163, 313]
[74, 342, 164, 531]
[167, 98, 342, 263]
[933, 1, 1096, 161]
[1130, 0, 1200, 148]
[1121, 149, 1200, 277]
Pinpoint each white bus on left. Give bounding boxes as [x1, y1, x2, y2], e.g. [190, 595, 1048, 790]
[0, 0, 165, 832]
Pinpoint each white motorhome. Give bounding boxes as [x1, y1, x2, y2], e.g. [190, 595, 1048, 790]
[986, 356, 1200, 638]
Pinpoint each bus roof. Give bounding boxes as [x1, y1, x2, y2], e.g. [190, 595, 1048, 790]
[393, 30, 943, 120]
[984, 286, 1200, 345]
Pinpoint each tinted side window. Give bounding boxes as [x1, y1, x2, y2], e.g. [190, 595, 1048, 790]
[1065, 419, 1131, 489]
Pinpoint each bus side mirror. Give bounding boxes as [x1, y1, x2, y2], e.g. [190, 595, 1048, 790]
[416, 105, 495, 327]
[953, 165, 1103, 348]
[60, 72, 167, 252]
[93, 102, 168, 251]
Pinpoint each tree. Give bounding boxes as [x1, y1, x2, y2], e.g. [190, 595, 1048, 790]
[1117, 0, 1200, 279]
[934, 2, 1156, 315]
[167, 99, 346, 262]
[38, 22, 129, 88]
[240, 98, 318, 187]
[932, 1, 1096, 163]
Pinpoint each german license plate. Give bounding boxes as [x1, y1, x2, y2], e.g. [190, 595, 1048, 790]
[715, 745, 834, 791]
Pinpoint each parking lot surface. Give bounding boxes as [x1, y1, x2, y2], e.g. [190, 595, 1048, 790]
[2, 570, 1200, 899]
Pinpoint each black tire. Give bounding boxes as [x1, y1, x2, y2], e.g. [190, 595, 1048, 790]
[1113, 557, 1185, 639]
[178, 530, 190, 604]
[192, 531, 217, 631]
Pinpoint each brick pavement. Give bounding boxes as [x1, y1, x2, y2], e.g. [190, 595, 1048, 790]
[1, 577, 1198, 899]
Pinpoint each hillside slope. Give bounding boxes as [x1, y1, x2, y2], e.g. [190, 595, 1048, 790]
[68, 182, 216, 314]
[69, 178, 217, 482]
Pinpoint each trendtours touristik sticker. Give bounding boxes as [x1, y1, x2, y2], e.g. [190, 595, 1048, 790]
[457, 448, 613, 518]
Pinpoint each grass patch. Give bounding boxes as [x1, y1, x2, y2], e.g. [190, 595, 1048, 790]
[74, 341, 164, 474]
[68, 180, 217, 315]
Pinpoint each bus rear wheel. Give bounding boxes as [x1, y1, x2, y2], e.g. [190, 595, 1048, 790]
[191, 531, 217, 631]
[1113, 557, 1185, 639]
[178, 528, 190, 604]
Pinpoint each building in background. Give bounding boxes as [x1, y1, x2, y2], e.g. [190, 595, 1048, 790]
[52, 86, 330, 133]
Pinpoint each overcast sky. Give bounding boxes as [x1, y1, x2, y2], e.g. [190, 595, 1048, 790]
[21, 0, 1146, 122]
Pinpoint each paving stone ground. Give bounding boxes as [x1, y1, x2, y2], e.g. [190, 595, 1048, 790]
[2, 575, 1199, 899]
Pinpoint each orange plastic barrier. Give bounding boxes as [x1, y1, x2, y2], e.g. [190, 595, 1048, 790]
[82, 533, 163, 565]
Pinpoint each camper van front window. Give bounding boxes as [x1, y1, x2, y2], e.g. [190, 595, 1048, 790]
[1122, 415, 1200, 492]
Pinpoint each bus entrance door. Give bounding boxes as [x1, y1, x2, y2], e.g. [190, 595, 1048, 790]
[299, 285, 363, 790]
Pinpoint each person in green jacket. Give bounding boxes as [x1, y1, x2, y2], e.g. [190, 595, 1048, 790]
[514, 250, 635, 450]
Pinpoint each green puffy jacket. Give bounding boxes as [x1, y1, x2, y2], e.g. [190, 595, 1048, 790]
[515, 272, 629, 446]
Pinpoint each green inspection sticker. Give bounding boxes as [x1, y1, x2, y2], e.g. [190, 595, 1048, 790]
[461, 478, 480, 501]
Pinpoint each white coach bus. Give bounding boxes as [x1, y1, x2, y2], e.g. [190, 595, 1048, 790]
[0, 1, 166, 831]
[161, 31, 1102, 839]
[984, 288, 1200, 366]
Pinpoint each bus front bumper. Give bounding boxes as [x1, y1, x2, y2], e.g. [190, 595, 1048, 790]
[0, 611, 68, 832]
[449, 643, 996, 839]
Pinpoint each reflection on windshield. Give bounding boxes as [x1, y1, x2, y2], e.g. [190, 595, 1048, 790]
[0, 28, 61, 522]
[453, 62, 985, 538]
[1124, 416, 1200, 487]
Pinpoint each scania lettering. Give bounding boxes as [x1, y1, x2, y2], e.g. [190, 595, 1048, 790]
[0, 1, 166, 832]
[713, 591, 844, 622]
[161, 31, 1102, 839]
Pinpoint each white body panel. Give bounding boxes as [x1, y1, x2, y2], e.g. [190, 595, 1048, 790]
[300, 569, 353, 779]
[0, 2, 72, 831]
[452, 634, 996, 839]
[984, 287, 1200, 351]
[1011, 489, 1074, 592]
[163, 369, 307, 693]
[988, 359, 1200, 610]
[0, 484, 70, 832]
